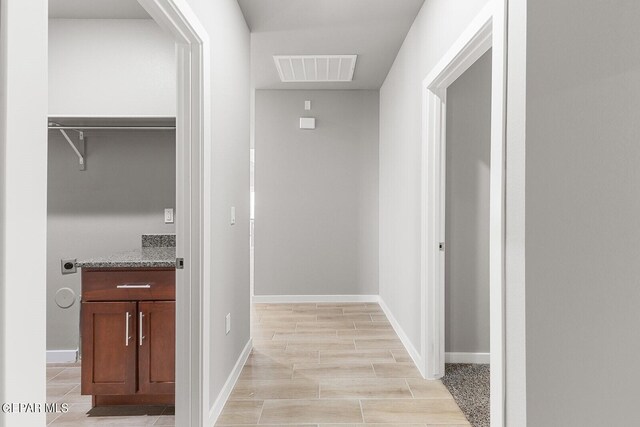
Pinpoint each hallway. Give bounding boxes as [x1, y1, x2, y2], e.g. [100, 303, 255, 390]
[216, 302, 469, 426]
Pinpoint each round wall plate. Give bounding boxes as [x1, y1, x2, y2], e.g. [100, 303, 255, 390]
[55, 287, 76, 309]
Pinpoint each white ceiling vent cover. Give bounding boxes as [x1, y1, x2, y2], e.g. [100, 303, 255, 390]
[274, 55, 357, 83]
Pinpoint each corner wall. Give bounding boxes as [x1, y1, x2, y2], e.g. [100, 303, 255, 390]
[182, 0, 251, 416]
[0, 0, 6, 411]
[379, 0, 490, 353]
[0, 0, 47, 425]
[254, 90, 379, 297]
[505, 0, 527, 423]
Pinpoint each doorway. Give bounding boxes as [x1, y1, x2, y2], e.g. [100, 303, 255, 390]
[42, 0, 210, 425]
[442, 48, 492, 427]
[420, 1, 506, 426]
[444, 50, 491, 364]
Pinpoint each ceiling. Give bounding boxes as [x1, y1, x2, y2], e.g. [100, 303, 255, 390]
[49, 0, 425, 89]
[238, 0, 425, 90]
[49, 0, 150, 19]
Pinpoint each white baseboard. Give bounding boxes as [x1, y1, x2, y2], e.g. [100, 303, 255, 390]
[252, 294, 379, 304]
[209, 338, 253, 424]
[46, 349, 78, 364]
[377, 297, 425, 377]
[445, 352, 490, 364]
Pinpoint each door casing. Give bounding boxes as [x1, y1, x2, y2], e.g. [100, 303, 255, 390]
[420, 1, 507, 426]
[136, 1, 211, 425]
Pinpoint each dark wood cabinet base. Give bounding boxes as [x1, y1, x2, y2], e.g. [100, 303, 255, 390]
[93, 394, 175, 407]
[81, 267, 176, 408]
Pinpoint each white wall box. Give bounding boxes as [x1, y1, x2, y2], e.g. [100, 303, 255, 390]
[299, 117, 316, 129]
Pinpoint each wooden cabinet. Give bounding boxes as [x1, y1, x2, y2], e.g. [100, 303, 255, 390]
[81, 268, 175, 406]
[138, 301, 175, 395]
[81, 302, 137, 396]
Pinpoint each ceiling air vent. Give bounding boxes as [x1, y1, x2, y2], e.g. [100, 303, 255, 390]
[273, 55, 357, 83]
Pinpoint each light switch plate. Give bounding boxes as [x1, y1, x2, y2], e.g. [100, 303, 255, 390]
[225, 313, 231, 334]
[305, 100, 311, 110]
[164, 208, 174, 224]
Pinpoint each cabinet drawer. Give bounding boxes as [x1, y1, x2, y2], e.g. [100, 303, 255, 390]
[82, 268, 175, 301]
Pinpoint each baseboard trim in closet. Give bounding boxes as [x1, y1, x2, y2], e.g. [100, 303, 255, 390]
[445, 352, 490, 364]
[46, 349, 78, 364]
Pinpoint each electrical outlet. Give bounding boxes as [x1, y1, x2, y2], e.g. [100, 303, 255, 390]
[164, 208, 174, 224]
[61, 258, 77, 275]
[225, 313, 231, 335]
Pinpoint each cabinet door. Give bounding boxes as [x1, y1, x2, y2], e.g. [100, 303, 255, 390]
[138, 301, 175, 394]
[81, 302, 137, 395]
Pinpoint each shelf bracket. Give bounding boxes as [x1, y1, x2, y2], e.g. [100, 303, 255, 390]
[58, 128, 85, 171]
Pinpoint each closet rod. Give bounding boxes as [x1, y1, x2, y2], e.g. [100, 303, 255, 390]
[48, 126, 176, 130]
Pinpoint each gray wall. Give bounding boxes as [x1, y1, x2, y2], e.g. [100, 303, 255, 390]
[526, 1, 640, 425]
[445, 50, 491, 354]
[47, 17, 177, 353]
[182, 0, 251, 412]
[255, 90, 379, 296]
[379, 0, 491, 351]
[49, 19, 176, 116]
[47, 131, 176, 351]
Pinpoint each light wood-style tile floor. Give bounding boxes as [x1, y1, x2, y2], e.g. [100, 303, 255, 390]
[217, 302, 470, 426]
[45, 363, 174, 425]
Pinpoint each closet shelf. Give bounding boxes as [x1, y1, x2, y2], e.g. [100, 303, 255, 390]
[47, 116, 176, 130]
[48, 116, 176, 171]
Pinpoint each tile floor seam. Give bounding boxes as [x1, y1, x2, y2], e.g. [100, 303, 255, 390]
[47, 412, 61, 425]
[47, 370, 67, 383]
[365, 398, 459, 403]
[227, 397, 429, 402]
[405, 378, 415, 398]
[358, 399, 365, 423]
[256, 400, 266, 425]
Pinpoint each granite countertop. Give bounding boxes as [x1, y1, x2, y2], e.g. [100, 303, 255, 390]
[77, 234, 176, 269]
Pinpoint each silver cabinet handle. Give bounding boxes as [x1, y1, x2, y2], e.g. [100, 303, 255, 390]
[116, 284, 151, 289]
[125, 312, 131, 346]
[139, 312, 145, 346]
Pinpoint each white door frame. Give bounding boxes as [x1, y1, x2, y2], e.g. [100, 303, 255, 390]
[136, 1, 211, 425]
[420, 1, 506, 426]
